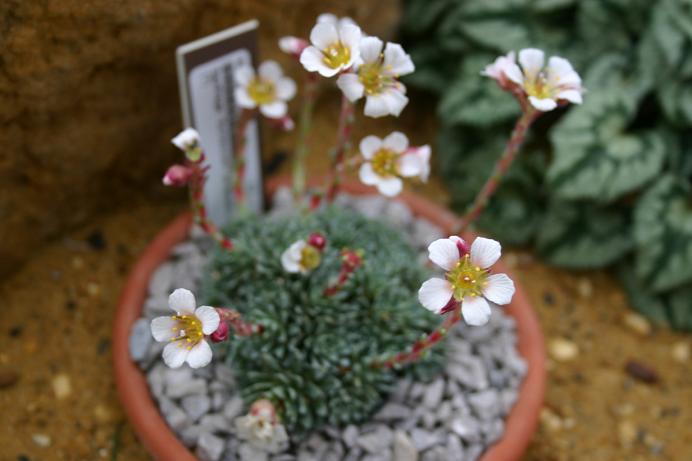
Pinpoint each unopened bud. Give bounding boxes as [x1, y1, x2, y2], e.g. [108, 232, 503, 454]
[210, 320, 229, 343]
[278, 36, 308, 57]
[307, 232, 327, 251]
[163, 164, 194, 187]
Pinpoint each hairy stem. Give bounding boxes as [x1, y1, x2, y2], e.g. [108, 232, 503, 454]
[375, 306, 461, 369]
[233, 109, 254, 208]
[325, 95, 355, 202]
[292, 74, 318, 202]
[217, 308, 263, 336]
[455, 108, 538, 233]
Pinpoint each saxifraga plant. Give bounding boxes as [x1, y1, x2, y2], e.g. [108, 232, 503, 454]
[201, 207, 441, 434]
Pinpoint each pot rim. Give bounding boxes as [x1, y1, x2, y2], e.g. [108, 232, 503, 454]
[112, 178, 546, 461]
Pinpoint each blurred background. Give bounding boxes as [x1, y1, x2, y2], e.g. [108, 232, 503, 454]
[1, 0, 691, 460]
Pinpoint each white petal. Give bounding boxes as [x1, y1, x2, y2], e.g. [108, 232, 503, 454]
[169, 288, 196, 314]
[300, 47, 340, 77]
[336, 73, 365, 102]
[171, 128, 199, 150]
[547, 56, 581, 86]
[470, 237, 501, 269]
[428, 238, 461, 271]
[317, 13, 338, 25]
[383, 42, 415, 76]
[310, 22, 338, 49]
[398, 152, 422, 178]
[415, 145, 431, 181]
[258, 60, 283, 82]
[235, 87, 256, 109]
[504, 62, 524, 85]
[528, 96, 557, 112]
[234, 66, 255, 86]
[556, 89, 582, 104]
[260, 101, 287, 119]
[358, 163, 380, 186]
[338, 23, 362, 51]
[519, 48, 545, 78]
[359, 135, 382, 159]
[377, 177, 403, 197]
[363, 94, 390, 118]
[360, 36, 383, 64]
[461, 296, 492, 326]
[275, 77, 296, 101]
[162, 342, 188, 368]
[151, 316, 177, 342]
[418, 278, 454, 314]
[186, 340, 213, 369]
[383, 131, 409, 153]
[281, 241, 304, 273]
[195, 306, 220, 335]
[483, 273, 515, 306]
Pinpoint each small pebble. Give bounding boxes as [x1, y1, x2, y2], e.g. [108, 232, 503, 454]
[671, 341, 690, 363]
[549, 338, 579, 362]
[577, 277, 593, 298]
[618, 420, 637, 448]
[623, 313, 651, 336]
[32, 433, 51, 447]
[0, 369, 19, 389]
[52, 374, 72, 399]
[540, 408, 563, 432]
[625, 360, 659, 384]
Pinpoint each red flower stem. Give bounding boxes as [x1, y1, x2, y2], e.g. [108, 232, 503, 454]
[233, 109, 254, 207]
[187, 154, 234, 251]
[217, 308, 263, 336]
[375, 306, 462, 369]
[325, 95, 355, 202]
[292, 73, 318, 202]
[324, 249, 362, 296]
[455, 108, 539, 234]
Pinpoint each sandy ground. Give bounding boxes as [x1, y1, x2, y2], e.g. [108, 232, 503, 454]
[2, 93, 692, 460]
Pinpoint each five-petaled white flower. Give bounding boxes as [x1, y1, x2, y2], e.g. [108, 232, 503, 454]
[418, 236, 515, 326]
[150, 288, 220, 369]
[281, 236, 324, 274]
[299, 18, 362, 77]
[235, 399, 288, 453]
[358, 132, 430, 197]
[235, 60, 296, 119]
[172, 128, 203, 162]
[336, 37, 415, 118]
[487, 48, 582, 112]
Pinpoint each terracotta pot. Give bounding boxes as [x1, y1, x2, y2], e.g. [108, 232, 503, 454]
[113, 178, 546, 461]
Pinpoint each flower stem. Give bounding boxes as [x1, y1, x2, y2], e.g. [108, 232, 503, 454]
[233, 109, 254, 208]
[455, 108, 539, 233]
[187, 155, 234, 251]
[324, 249, 363, 296]
[292, 74, 318, 202]
[217, 308, 263, 336]
[325, 95, 355, 202]
[375, 306, 461, 369]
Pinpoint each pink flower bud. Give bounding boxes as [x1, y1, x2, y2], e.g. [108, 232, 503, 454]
[163, 165, 193, 187]
[268, 115, 295, 132]
[250, 398, 277, 424]
[210, 321, 229, 343]
[278, 36, 308, 57]
[307, 232, 327, 251]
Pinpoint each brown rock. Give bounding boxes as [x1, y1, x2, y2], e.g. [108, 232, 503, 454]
[0, 369, 20, 389]
[625, 360, 659, 384]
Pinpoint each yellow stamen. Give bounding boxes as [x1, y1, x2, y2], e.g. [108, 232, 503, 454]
[247, 77, 276, 105]
[358, 59, 395, 96]
[322, 41, 351, 69]
[370, 148, 399, 178]
[446, 254, 488, 301]
[169, 314, 204, 346]
[299, 245, 321, 271]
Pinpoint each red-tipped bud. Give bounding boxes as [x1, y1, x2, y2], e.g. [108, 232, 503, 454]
[220, 238, 234, 250]
[453, 237, 470, 258]
[163, 164, 194, 187]
[249, 398, 278, 424]
[310, 193, 322, 210]
[307, 232, 327, 251]
[342, 249, 363, 271]
[210, 320, 229, 343]
[278, 36, 309, 57]
[268, 115, 295, 132]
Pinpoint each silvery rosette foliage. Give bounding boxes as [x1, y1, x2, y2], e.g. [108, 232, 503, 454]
[200, 208, 441, 434]
[401, 0, 692, 329]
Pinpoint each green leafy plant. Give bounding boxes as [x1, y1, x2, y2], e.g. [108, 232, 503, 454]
[201, 207, 440, 434]
[402, 0, 692, 329]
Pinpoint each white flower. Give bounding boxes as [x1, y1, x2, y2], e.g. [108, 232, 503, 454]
[281, 240, 322, 274]
[150, 288, 220, 368]
[418, 236, 515, 326]
[234, 60, 296, 118]
[336, 37, 414, 118]
[499, 48, 583, 112]
[171, 128, 203, 162]
[235, 400, 288, 453]
[299, 19, 362, 77]
[317, 12, 358, 29]
[480, 51, 517, 89]
[358, 132, 430, 197]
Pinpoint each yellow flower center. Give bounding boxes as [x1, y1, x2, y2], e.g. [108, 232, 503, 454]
[370, 148, 399, 177]
[170, 314, 204, 349]
[524, 74, 553, 100]
[322, 41, 351, 69]
[446, 254, 488, 301]
[247, 77, 276, 105]
[358, 61, 395, 96]
[299, 245, 321, 271]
